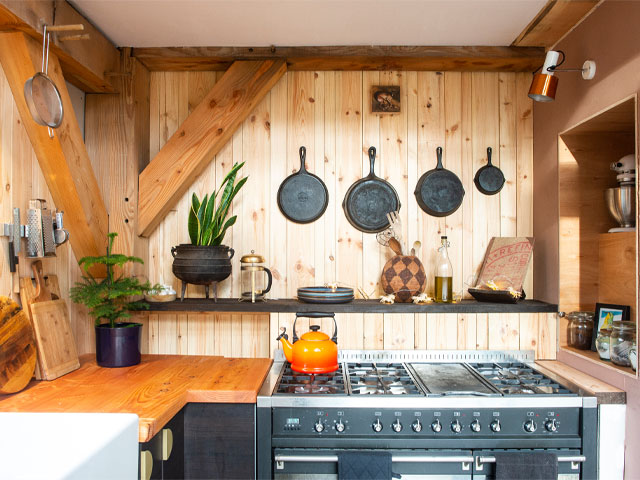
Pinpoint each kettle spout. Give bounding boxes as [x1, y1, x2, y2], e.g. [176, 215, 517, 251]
[276, 327, 293, 363]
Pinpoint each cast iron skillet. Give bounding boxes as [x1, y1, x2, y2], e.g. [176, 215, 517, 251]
[342, 146, 401, 233]
[277, 146, 329, 223]
[474, 147, 505, 195]
[414, 146, 465, 217]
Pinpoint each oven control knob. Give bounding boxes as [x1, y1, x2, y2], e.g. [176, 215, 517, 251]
[431, 419, 442, 433]
[335, 420, 345, 433]
[470, 420, 481, 432]
[412, 420, 422, 433]
[545, 419, 558, 433]
[490, 420, 501, 432]
[314, 420, 325, 433]
[372, 419, 383, 433]
[451, 420, 462, 434]
[524, 419, 538, 433]
[392, 419, 403, 433]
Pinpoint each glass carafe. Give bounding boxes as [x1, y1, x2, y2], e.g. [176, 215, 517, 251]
[240, 251, 273, 302]
[435, 236, 453, 303]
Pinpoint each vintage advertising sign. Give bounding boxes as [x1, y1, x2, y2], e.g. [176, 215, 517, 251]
[476, 237, 534, 292]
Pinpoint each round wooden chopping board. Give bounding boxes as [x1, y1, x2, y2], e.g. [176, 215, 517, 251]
[0, 296, 37, 394]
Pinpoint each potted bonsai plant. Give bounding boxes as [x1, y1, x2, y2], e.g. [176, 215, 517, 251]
[171, 161, 247, 301]
[70, 232, 154, 368]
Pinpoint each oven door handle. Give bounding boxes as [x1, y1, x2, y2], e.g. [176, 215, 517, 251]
[274, 454, 474, 470]
[475, 455, 586, 471]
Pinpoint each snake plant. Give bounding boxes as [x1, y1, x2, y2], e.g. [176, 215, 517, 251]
[188, 162, 247, 246]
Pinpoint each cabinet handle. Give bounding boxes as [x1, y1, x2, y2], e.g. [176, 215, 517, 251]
[140, 450, 153, 480]
[162, 428, 173, 461]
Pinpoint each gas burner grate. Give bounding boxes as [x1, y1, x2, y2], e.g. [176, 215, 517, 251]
[274, 365, 346, 395]
[470, 362, 574, 396]
[347, 362, 422, 395]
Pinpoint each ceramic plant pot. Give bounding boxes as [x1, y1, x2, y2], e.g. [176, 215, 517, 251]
[95, 322, 141, 368]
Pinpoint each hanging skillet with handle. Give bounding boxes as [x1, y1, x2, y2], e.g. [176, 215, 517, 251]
[277, 146, 329, 223]
[343, 146, 401, 233]
[474, 147, 505, 195]
[414, 146, 464, 217]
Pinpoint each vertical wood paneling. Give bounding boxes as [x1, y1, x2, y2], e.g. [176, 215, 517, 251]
[141, 71, 549, 360]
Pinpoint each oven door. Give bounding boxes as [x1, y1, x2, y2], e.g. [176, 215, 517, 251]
[472, 449, 584, 480]
[273, 448, 474, 479]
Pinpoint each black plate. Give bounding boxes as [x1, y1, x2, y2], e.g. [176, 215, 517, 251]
[468, 288, 526, 304]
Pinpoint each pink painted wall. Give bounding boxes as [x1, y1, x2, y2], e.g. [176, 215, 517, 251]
[532, 0, 640, 476]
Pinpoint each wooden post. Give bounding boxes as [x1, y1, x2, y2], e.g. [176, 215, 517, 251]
[0, 31, 108, 264]
[137, 59, 287, 237]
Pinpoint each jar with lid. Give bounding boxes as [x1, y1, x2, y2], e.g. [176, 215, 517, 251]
[629, 343, 637, 371]
[595, 326, 613, 361]
[566, 311, 594, 350]
[610, 321, 636, 367]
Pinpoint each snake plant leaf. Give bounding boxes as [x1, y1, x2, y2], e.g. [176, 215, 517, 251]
[211, 215, 237, 246]
[201, 191, 217, 237]
[215, 161, 245, 197]
[216, 176, 248, 232]
[188, 193, 201, 244]
[197, 194, 208, 243]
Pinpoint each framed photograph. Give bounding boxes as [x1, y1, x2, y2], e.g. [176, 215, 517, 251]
[591, 303, 631, 351]
[371, 86, 401, 113]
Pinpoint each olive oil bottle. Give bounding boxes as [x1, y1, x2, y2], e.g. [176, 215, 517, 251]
[435, 236, 453, 303]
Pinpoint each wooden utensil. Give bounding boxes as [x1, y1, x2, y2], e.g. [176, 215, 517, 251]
[0, 296, 37, 394]
[388, 237, 403, 256]
[411, 240, 421, 256]
[24, 261, 79, 380]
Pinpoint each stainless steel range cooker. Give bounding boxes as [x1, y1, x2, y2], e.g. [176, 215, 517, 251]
[256, 350, 597, 479]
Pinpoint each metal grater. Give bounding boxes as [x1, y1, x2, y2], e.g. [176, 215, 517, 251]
[26, 207, 44, 258]
[42, 207, 56, 256]
[12, 208, 21, 254]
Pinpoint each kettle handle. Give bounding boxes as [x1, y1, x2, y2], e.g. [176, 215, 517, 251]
[294, 312, 337, 344]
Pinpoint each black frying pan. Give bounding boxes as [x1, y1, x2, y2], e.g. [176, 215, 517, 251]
[277, 146, 329, 223]
[414, 146, 464, 217]
[343, 146, 400, 233]
[474, 147, 505, 195]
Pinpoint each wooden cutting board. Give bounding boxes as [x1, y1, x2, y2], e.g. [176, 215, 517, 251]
[0, 296, 37, 394]
[20, 261, 79, 381]
[19, 268, 61, 380]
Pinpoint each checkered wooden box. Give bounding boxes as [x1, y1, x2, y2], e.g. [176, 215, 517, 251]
[380, 255, 427, 303]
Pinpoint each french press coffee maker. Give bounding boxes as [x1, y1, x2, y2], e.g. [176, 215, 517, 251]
[240, 250, 273, 302]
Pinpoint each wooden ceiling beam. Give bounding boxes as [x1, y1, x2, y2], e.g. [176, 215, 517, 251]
[0, 32, 109, 263]
[512, 0, 602, 48]
[0, 1, 119, 92]
[132, 45, 545, 72]
[137, 59, 287, 237]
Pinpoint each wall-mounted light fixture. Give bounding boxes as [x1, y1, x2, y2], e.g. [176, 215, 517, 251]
[528, 50, 596, 102]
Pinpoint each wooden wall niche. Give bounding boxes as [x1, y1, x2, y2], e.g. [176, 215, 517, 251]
[558, 95, 638, 375]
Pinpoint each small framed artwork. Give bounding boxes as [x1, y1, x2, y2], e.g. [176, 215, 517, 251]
[591, 303, 631, 351]
[371, 86, 401, 113]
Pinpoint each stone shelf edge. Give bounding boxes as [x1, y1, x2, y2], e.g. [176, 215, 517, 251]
[144, 298, 558, 314]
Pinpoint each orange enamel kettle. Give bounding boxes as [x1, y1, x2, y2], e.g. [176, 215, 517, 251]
[276, 312, 338, 373]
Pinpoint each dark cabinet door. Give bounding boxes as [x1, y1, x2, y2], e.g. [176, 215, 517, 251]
[162, 408, 185, 479]
[139, 429, 163, 480]
[184, 403, 255, 479]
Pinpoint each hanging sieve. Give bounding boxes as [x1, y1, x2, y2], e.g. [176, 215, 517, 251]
[24, 25, 64, 137]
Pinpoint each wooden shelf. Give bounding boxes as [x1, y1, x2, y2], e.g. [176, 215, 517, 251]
[560, 345, 637, 379]
[145, 298, 557, 314]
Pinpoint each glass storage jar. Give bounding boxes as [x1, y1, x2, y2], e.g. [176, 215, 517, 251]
[629, 344, 637, 371]
[595, 326, 613, 361]
[610, 321, 636, 367]
[566, 311, 594, 350]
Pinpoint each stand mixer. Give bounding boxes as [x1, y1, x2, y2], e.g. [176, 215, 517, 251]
[606, 154, 636, 232]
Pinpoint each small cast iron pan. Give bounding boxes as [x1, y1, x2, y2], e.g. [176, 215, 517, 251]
[414, 146, 464, 217]
[277, 146, 329, 223]
[474, 147, 505, 195]
[343, 146, 401, 233]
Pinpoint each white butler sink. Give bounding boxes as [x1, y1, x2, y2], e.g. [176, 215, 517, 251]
[0, 412, 139, 480]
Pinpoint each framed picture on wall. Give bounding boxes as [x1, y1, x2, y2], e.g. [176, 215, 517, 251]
[591, 303, 631, 351]
[371, 86, 401, 113]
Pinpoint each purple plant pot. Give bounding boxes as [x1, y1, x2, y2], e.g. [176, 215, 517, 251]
[95, 323, 142, 368]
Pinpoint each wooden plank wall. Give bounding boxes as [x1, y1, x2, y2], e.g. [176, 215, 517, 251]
[0, 64, 92, 352]
[145, 71, 554, 359]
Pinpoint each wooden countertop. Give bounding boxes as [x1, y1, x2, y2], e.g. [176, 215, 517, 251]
[535, 360, 626, 404]
[0, 354, 272, 442]
[146, 298, 558, 313]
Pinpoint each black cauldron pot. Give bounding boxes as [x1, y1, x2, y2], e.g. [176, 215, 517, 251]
[171, 244, 235, 300]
